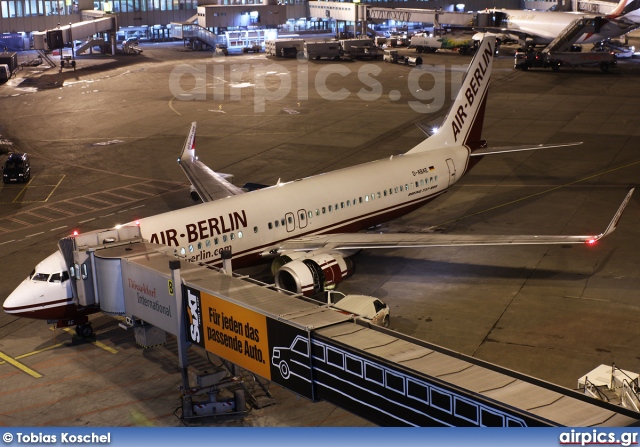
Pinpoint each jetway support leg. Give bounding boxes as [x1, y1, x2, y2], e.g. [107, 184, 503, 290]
[171, 260, 194, 419]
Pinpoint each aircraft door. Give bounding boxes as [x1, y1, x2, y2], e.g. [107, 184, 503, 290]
[297, 209, 308, 229]
[446, 158, 456, 186]
[285, 212, 296, 232]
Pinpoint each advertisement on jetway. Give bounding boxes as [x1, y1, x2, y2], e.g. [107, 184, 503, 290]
[185, 285, 314, 399]
[121, 263, 179, 336]
[185, 287, 271, 380]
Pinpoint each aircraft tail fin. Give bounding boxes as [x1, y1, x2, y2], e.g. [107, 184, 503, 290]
[405, 36, 495, 155]
[177, 122, 245, 202]
[605, 0, 640, 19]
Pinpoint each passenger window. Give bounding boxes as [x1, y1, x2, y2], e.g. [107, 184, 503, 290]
[359, 197, 362, 204]
[206, 240, 211, 248]
[253, 226, 258, 233]
[189, 245, 194, 253]
[268, 222, 273, 229]
[365, 195, 369, 202]
[400, 185, 403, 191]
[197, 242, 202, 250]
[299, 213, 305, 221]
[275, 220, 279, 228]
[322, 207, 326, 214]
[288, 216, 293, 224]
[281, 218, 285, 226]
[223, 235, 228, 242]
[214, 237, 219, 245]
[435, 175, 438, 181]
[238, 231, 243, 238]
[328, 205, 332, 212]
[420, 180, 424, 186]
[430, 177, 433, 183]
[406, 183, 409, 190]
[340, 202, 344, 209]
[352, 199, 356, 205]
[180, 247, 186, 256]
[383, 190, 387, 197]
[415, 181, 419, 188]
[394, 187, 398, 193]
[346, 201, 350, 207]
[377, 192, 381, 198]
[314, 210, 318, 216]
[230, 233, 235, 241]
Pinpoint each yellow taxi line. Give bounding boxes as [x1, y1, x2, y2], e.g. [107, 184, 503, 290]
[0, 350, 42, 378]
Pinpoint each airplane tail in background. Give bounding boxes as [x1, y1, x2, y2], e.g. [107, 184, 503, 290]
[405, 36, 495, 155]
[605, 0, 640, 20]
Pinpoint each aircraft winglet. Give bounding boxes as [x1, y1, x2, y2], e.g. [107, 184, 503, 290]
[592, 188, 635, 242]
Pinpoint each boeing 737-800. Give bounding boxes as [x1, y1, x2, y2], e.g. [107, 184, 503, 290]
[478, 0, 640, 46]
[2, 38, 634, 336]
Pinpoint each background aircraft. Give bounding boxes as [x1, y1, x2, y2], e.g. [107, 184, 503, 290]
[476, 0, 640, 47]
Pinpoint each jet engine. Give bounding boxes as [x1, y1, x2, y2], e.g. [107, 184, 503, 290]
[273, 252, 354, 296]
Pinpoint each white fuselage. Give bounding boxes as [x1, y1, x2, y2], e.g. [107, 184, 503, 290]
[139, 145, 470, 268]
[501, 10, 637, 44]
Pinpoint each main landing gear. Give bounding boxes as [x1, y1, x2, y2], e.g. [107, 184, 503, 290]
[75, 323, 93, 338]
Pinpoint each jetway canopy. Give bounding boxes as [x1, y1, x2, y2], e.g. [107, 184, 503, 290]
[65, 228, 640, 426]
[308, 2, 473, 27]
[33, 16, 117, 51]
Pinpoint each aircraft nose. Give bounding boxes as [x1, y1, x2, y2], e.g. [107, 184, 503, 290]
[3, 279, 35, 316]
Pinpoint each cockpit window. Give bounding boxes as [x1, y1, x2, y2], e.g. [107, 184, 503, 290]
[48, 272, 70, 283]
[32, 273, 49, 282]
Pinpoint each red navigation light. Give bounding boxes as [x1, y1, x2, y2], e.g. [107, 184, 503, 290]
[72, 230, 79, 236]
[586, 239, 597, 245]
[135, 220, 140, 226]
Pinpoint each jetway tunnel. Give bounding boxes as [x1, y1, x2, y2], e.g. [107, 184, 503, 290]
[54, 226, 640, 426]
[32, 16, 118, 60]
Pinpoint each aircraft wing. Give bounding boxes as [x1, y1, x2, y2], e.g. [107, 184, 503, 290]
[177, 122, 245, 202]
[470, 141, 583, 156]
[263, 189, 633, 255]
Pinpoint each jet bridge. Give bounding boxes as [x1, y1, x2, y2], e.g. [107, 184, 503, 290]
[58, 226, 640, 426]
[32, 16, 118, 57]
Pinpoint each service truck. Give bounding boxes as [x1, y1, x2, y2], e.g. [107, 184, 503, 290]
[0, 64, 11, 82]
[515, 49, 617, 72]
[304, 41, 341, 60]
[0, 52, 18, 77]
[265, 39, 304, 57]
[410, 35, 475, 54]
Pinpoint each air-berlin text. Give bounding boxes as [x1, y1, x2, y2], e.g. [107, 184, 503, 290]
[452, 42, 493, 143]
[150, 210, 247, 246]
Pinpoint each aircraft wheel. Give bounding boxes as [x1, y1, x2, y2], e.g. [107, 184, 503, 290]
[76, 324, 93, 338]
[600, 62, 609, 72]
[551, 62, 560, 72]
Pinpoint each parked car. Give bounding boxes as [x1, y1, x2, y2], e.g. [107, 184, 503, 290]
[2, 152, 31, 183]
[592, 39, 635, 59]
[326, 291, 390, 327]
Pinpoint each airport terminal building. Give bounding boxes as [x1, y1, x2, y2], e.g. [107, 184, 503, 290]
[0, 0, 614, 50]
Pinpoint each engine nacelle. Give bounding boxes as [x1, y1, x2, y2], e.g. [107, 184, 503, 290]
[274, 253, 354, 296]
